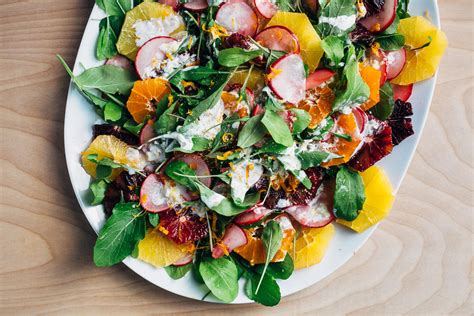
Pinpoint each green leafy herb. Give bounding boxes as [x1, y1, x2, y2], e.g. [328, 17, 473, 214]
[237, 114, 266, 148]
[297, 151, 331, 169]
[148, 213, 159, 227]
[321, 35, 346, 67]
[96, 15, 122, 60]
[375, 33, 405, 51]
[333, 45, 370, 112]
[255, 220, 283, 293]
[154, 101, 178, 135]
[123, 119, 145, 136]
[165, 263, 193, 280]
[103, 101, 123, 122]
[199, 257, 239, 303]
[333, 166, 366, 221]
[254, 253, 294, 280]
[369, 82, 395, 120]
[317, 0, 357, 37]
[290, 109, 311, 134]
[217, 48, 263, 67]
[195, 182, 248, 216]
[397, 0, 411, 19]
[261, 110, 293, 147]
[245, 271, 281, 306]
[165, 160, 199, 191]
[93, 202, 146, 266]
[74, 64, 135, 95]
[96, 0, 131, 18]
[89, 179, 108, 205]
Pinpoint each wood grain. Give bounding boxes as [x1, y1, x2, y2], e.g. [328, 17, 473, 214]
[0, 0, 472, 314]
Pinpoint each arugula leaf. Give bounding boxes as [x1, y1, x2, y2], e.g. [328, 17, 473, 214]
[154, 102, 178, 135]
[333, 166, 365, 221]
[96, 0, 132, 18]
[397, 0, 411, 19]
[96, 15, 122, 60]
[237, 114, 266, 148]
[217, 48, 263, 67]
[255, 220, 283, 293]
[164, 160, 198, 191]
[262, 87, 284, 111]
[321, 35, 346, 67]
[93, 202, 145, 266]
[103, 101, 123, 122]
[148, 213, 159, 227]
[290, 109, 311, 134]
[369, 82, 395, 120]
[317, 0, 357, 37]
[75, 64, 135, 95]
[333, 45, 370, 112]
[123, 119, 145, 136]
[181, 67, 230, 81]
[165, 263, 193, 280]
[254, 253, 294, 280]
[245, 271, 281, 306]
[89, 179, 108, 205]
[297, 151, 331, 169]
[199, 257, 239, 303]
[261, 110, 293, 147]
[195, 182, 248, 216]
[255, 139, 287, 154]
[305, 117, 335, 140]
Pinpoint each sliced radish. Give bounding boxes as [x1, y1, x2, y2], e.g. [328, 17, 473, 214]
[255, 26, 300, 54]
[212, 224, 248, 259]
[391, 83, 413, 102]
[252, 103, 264, 116]
[254, 0, 278, 19]
[135, 36, 177, 80]
[173, 154, 211, 188]
[183, 0, 208, 11]
[234, 205, 272, 225]
[159, 0, 179, 10]
[215, 2, 258, 37]
[139, 120, 157, 145]
[385, 48, 406, 80]
[105, 55, 132, 71]
[359, 0, 397, 33]
[268, 53, 306, 104]
[352, 107, 368, 133]
[172, 253, 193, 266]
[284, 179, 335, 228]
[305, 68, 335, 90]
[140, 174, 191, 213]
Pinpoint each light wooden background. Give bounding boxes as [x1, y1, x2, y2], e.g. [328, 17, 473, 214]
[1, 0, 472, 315]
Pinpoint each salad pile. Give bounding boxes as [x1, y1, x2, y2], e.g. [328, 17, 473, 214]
[60, 0, 447, 306]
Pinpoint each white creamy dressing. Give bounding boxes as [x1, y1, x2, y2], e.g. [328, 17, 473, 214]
[276, 198, 291, 209]
[201, 190, 226, 208]
[125, 148, 148, 170]
[133, 15, 184, 47]
[319, 14, 357, 32]
[278, 143, 302, 171]
[143, 143, 166, 163]
[275, 215, 294, 231]
[230, 160, 263, 203]
[148, 179, 186, 207]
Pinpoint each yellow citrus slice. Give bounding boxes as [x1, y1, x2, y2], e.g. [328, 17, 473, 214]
[266, 12, 324, 71]
[337, 166, 395, 232]
[290, 224, 335, 270]
[228, 67, 266, 91]
[116, 2, 185, 60]
[81, 135, 142, 179]
[390, 16, 448, 85]
[138, 228, 190, 268]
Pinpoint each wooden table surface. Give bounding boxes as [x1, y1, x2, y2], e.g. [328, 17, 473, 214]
[1, 0, 472, 314]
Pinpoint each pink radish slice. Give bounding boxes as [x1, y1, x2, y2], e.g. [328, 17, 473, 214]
[173, 154, 211, 188]
[183, 0, 208, 11]
[284, 179, 335, 228]
[139, 120, 157, 145]
[234, 206, 272, 225]
[135, 36, 177, 79]
[159, 0, 179, 10]
[305, 68, 335, 90]
[140, 174, 171, 213]
[385, 48, 406, 80]
[359, 0, 398, 33]
[215, 2, 258, 37]
[212, 224, 248, 259]
[255, 26, 300, 53]
[391, 83, 413, 102]
[268, 53, 306, 104]
[106, 55, 132, 71]
[254, 0, 278, 19]
[252, 103, 264, 116]
[172, 253, 193, 266]
[352, 107, 368, 133]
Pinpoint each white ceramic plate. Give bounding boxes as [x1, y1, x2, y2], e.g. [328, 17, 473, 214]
[64, 1, 440, 304]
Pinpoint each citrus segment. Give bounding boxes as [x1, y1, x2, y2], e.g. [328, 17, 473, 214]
[290, 224, 335, 270]
[126, 78, 171, 123]
[337, 166, 395, 232]
[321, 112, 363, 168]
[266, 12, 323, 71]
[229, 68, 266, 91]
[295, 86, 334, 128]
[391, 16, 448, 85]
[138, 228, 191, 268]
[81, 135, 139, 179]
[116, 2, 185, 60]
[359, 64, 381, 111]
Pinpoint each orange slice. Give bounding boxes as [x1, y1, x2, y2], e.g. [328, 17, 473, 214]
[126, 78, 171, 123]
[138, 228, 191, 267]
[295, 86, 335, 128]
[359, 63, 381, 111]
[290, 224, 335, 269]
